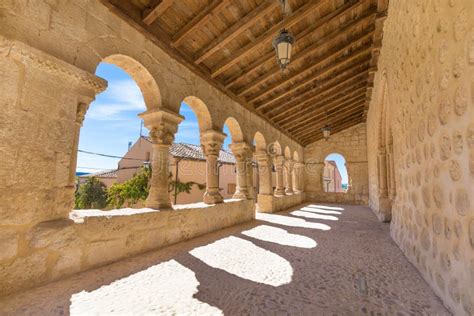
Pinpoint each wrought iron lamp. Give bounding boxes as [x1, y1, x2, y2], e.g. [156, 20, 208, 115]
[321, 124, 331, 141]
[272, 28, 295, 70]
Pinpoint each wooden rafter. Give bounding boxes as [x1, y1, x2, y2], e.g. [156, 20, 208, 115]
[251, 42, 373, 106]
[280, 88, 367, 128]
[256, 61, 369, 111]
[194, 0, 279, 64]
[224, 0, 363, 89]
[211, 0, 327, 78]
[143, 0, 174, 25]
[289, 96, 367, 134]
[299, 110, 365, 142]
[172, 0, 230, 48]
[266, 69, 369, 118]
[272, 76, 368, 122]
[237, 8, 377, 97]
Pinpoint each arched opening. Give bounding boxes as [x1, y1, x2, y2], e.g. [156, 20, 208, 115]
[75, 57, 158, 210]
[322, 153, 348, 193]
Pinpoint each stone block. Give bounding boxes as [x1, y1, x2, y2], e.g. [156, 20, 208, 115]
[0, 228, 19, 261]
[28, 218, 78, 250]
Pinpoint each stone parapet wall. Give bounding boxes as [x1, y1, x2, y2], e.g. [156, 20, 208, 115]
[366, 1, 474, 314]
[305, 192, 367, 205]
[0, 200, 255, 297]
[256, 194, 304, 213]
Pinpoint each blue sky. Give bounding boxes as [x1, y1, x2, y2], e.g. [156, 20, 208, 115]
[77, 63, 347, 184]
[77, 63, 230, 173]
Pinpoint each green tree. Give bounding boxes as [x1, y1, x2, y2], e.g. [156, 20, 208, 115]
[107, 167, 151, 208]
[168, 173, 205, 202]
[75, 176, 108, 209]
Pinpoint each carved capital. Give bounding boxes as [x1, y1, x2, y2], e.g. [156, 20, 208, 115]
[273, 155, 285, 167]
[284, 159, 294, 171]
[200, 129, 226, 157]
[139, 109, 184, 146]
[75, 102, 89, 125]
[229, 142, 252, 162]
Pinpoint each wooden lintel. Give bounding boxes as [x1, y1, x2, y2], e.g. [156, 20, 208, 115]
[143, 0, 174, 25]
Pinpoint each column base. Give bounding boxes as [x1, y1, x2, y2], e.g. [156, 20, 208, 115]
[145, 199, 172, 210]
[274, 188, 285, 196]
[285, 189, 294, 195]
[233, 190, 248, 200]
[203, 189, 224, 204]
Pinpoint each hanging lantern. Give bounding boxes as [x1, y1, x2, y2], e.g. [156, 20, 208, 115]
[272, 28, 295, 70]
[321, 124, 331, 141]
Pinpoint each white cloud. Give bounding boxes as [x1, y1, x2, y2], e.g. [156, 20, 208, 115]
[87, 79, 146, 121]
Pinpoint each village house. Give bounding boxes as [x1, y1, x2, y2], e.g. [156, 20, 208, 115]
[322, 160, 344, 193]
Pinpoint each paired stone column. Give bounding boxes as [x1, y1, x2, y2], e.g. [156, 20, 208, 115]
[201, 130, 226, 204]
[377, 147, 389, 198]
[255, 151, 273, 195]
[284, 159, 294, 195]
[139, 109, 184, 209]
[273, 155, 286, 196]
[246, 146, 256, 200]
[229, 142, 252, 200]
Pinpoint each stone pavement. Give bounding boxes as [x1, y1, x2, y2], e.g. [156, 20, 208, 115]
[0, 204, 449, 315]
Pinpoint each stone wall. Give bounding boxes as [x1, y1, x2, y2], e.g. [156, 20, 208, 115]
[304, 123, 369, 205]
[366, 1, 474, 314]
[0, 200, 254, 296]
[257, 193, 305, 213]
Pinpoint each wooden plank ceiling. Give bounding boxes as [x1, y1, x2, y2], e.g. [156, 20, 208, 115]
[103, 0, 388, 145]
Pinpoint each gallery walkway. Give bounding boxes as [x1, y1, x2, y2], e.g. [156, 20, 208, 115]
[0, 204, 448, 315]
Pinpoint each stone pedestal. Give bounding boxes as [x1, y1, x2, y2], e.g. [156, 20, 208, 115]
[201, 130, 226, 204]
[139, 109, 184, 209]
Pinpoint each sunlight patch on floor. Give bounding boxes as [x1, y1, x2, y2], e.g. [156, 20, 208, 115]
[300, 206, 342, 215]
[189, 236, 292, 286]
[69, 260, 222, 315]
[308, 204, 344, 211]
[241, 225, 317, 248]
[290, 210, 339, 221]
[256, 213, 331, 230]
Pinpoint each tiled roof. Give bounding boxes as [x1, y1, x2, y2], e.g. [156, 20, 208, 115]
[143, 137, 235, 164]
[79, 169, 118, 178]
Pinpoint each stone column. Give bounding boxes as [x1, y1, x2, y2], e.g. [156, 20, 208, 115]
[387, 144, 396, 201]
[293, 162, 303, 194]
[255, 151, 273, 195]
[229, 142, 251, 199]
[246, 146, 256, 200]
[284, 159, 294, 195]
[377, 147, 389, 198]
[273, 155, 285, 196]
[201, 130, 226, 204]
[139, 109, 184, 209]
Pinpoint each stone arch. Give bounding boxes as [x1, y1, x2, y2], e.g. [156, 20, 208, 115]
[322, 152, 348, 193]
[223, 117, 244, 143]
[253, 131, 267, 152]
[101, 55, 162, 110]
[284, 146, 291, 159]
[181, 96, 213, 132]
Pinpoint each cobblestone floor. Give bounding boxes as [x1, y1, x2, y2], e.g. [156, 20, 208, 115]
[0, 204, 450, 315]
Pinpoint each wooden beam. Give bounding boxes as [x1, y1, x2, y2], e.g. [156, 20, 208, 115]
[225, 0, 363, 89]
[297, 105, 365, 140]
[301, 115, 364, 144]
[172, 0, 229, 48]
[256, 61, 369, 111]
[290, 97, 366, 135]
[281, 88, 367, 128]
[143, 0, 174, 25]
[299, 111, 365, 142]
[237, 8, 376, 97]
[251, 42, 373, 106]
[211, 0, 327, 78]
[272, 77, 368, 122]
[266, 69, 368, 118]
[194, 0, 279, 64]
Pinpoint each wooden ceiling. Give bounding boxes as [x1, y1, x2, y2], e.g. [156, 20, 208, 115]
[102, 0, 388, 145]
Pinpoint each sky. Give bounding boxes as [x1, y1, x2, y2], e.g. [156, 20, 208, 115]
[77, 63, 230, 173]
[77, 63, 347, 184]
